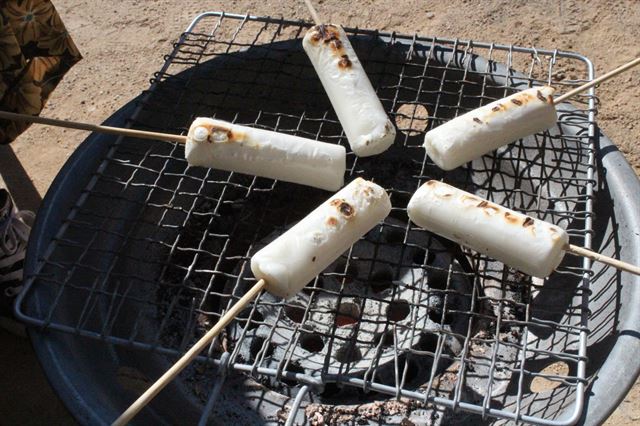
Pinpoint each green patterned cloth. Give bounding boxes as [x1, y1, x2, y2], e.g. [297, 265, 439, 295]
[0, 0, 81, 144]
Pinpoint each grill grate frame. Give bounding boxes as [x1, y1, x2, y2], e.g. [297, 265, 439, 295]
[17, 12, 596, 425]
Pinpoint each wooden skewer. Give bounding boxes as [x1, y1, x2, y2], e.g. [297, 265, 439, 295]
[303, 0, 322, 25]
[0, 110, 188, 143]
[565, 244, 640, 276]
[553, 56, 640, 104]
[112, 279, 267, 426]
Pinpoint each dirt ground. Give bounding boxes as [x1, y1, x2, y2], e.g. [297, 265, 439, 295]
[1, 0, 638, 424]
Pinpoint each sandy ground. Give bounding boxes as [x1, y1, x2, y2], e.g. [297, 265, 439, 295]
[1, 0, 638, 424]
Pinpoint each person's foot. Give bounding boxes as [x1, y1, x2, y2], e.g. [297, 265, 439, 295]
[0, 189, 34, 336]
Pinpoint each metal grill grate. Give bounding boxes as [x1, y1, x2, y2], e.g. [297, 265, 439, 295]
[17, 12, 596, 425]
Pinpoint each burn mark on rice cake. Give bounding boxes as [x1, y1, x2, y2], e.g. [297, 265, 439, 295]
[475, 200, 500, 216]
[461, 194, 481, 206]
[536, 90, 548, 103]
[326, 216, 339, 227]
[310, 24, 341, 43]
[330, 39, 343, 50]
[195, 122, 242, 144]
[503, 211, 519, 225]
[308, 24, 353, 70]
[338, 54, 352, 69]
[330, 198, 355, 219]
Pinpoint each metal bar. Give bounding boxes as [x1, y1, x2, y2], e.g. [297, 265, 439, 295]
[197, 352, 231, 426]
[284, 385, 310, 426]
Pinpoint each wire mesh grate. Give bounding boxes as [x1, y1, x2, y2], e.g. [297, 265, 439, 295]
[18, 12, 596, 425]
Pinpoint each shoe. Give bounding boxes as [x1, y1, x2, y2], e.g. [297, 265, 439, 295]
[0, 189, 34, 335]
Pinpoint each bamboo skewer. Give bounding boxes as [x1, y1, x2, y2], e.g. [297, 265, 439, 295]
[553, 56, 640, 104]
[0, 110, 188, 143]
[303, 0, 322, 25]
[565, 244, 640, 276]
[112, 279, 267, 426]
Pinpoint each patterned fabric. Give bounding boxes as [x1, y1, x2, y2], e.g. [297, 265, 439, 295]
[0, 0, 81, 144]
[0, 188, 33, 321]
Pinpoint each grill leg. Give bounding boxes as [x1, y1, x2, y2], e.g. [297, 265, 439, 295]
[198, 352, 232, 426]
